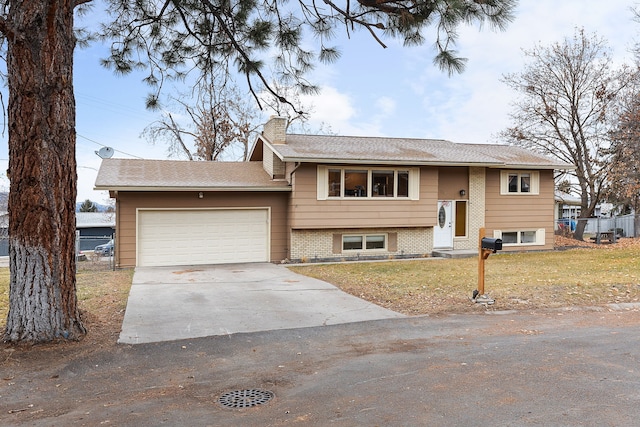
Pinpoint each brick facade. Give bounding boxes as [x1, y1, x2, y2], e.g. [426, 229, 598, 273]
[261, 116, 287, 178]
[262, 116, 287, 144]
[262, 149, 285, 179]
[454, 166, 486, 250]
[290, 227, 433, 263]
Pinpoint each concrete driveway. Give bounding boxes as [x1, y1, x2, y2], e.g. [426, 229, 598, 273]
[118, 263, 405, 344]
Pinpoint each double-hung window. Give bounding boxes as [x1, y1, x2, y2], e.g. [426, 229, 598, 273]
[319, 166, 418, 200]
[500, 171, 539, 195]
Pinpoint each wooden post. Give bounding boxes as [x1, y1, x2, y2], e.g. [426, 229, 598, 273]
[478, 227, 485, 296]
[475, 227, 496, 304]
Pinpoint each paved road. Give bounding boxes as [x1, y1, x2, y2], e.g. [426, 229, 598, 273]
[3, 308, 640, 426]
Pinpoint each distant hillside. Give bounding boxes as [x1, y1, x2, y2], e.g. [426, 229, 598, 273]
[76, 201, 113, 212]
[0, 193, 112, 213]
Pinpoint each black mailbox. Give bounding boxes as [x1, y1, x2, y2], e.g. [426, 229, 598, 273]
[481, 237, 502, 252]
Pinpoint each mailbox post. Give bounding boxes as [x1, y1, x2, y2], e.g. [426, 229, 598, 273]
[475, 227, 501, 304]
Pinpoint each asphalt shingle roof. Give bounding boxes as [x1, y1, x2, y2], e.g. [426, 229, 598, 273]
[96, 134, 573, 190]
[94, 159, 290, 191]
[269, 134, 571, 169]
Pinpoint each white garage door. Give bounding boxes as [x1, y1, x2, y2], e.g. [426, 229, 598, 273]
[137, 209, 269, 267]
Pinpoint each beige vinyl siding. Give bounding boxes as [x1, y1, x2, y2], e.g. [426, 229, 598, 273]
[438, 167, 469, 200]
[484, 169, 555, 251]
[289, 164, 438, 229]
[115, 191, 289, 268]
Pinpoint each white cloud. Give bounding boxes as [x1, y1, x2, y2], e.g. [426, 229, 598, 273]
[375, 96, 396, 116]
[393, 0, 639, 143]
[301, 85, 356, 126]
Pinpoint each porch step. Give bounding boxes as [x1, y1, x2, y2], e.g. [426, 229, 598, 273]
[432, 249, 478, 259]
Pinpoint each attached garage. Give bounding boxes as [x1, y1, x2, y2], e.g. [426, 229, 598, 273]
[94, 159, 291, 268]
[137, 208, 270, 267]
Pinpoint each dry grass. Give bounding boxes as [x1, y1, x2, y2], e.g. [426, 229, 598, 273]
[0, 267, 9, 327]
[0, 264, 133, 341]
[1, 238, 639, 336]
[75, 267, 134, 328]
[289, 237, 640, 315]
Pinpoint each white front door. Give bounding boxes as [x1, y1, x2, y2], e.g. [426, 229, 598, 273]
[434, 201, 453, 248]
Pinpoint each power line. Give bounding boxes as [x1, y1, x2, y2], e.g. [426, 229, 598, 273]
[75, 92, 154, 122]
[76, 133, 144, 159]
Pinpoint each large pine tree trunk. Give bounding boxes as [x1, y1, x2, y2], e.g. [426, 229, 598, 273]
[3, 0, 85, 342]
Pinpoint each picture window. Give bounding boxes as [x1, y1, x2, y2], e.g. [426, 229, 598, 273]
[323, 167, 413, 199]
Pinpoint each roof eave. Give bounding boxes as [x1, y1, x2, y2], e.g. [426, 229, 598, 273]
[94, 186, 292, 192]
[489, 164, 576, 170]
[247, 135, 264, 161]
[280, 156, 503, 167]
[281, 156, 576, 170]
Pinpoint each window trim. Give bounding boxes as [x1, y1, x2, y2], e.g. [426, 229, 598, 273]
[500, 170, 540, 195]
[317, 166, 419, 200]
[493, 229, 546, 246]
[342, 233, 388, 252]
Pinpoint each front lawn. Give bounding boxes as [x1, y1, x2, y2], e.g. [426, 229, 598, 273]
[289, 239, 640, 315]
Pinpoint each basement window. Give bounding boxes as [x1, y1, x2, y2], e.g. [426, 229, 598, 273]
[342, 234, 387, 251]
[496, 229, 545, 246]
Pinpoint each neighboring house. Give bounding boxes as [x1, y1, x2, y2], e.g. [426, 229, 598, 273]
[555, 191, 617, 223]
[95, 116, 573, 268]
[556, 191, 582, 220]
[0, 210, 114, 256]
[76, 212, 116, 252]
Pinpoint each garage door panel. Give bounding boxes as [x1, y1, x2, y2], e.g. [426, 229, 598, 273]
[138, 209, 269, 267]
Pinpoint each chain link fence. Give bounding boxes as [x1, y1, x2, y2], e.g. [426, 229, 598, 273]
[0, 233, 116, 272]
[556, 214, 639, 241]
[76, 232, 116, 271]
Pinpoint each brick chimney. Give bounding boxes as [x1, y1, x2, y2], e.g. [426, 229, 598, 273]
[262, 116, 287, 144]
[260, 116, 288, 179]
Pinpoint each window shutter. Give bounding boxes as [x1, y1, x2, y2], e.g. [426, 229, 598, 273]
[409, 168, 420, 200]
[317, 166, 327, 200]
[332, 234, 342, 254]
[388, 232, 397, 252]
[500, 171, 508, 195]
[531, 171, 540, 195]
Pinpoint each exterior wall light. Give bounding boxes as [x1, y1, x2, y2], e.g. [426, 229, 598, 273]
[198, 192, 204, 199]
[459, 189, 466, 197]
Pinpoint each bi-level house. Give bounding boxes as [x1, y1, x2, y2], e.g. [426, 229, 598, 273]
[95, 116, 572, 267]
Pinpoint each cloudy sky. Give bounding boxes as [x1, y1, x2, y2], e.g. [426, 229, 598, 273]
[0, 0, 638, 203]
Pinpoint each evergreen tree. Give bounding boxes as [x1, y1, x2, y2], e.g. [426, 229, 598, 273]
[0, 0, 516, 343]
[79, 199, 98, 213]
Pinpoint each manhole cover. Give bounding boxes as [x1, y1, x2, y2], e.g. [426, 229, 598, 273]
[218, 389, 274, 409]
